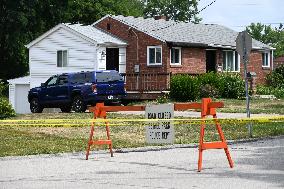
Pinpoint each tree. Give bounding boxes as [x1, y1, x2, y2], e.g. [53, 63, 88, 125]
[66, 0, 144, 24]
[143, 0, 201, 23]
[246, 23, 284, 57]
[0, 0, 144, 82]
[0, 0, 68, 82]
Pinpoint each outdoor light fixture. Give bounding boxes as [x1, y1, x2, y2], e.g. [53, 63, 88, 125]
[101, 50, 106, 59]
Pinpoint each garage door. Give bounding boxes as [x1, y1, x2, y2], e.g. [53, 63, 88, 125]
[15, 84, 31, 114]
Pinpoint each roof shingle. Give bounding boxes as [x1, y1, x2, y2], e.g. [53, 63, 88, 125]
[107, 15, 272, 50]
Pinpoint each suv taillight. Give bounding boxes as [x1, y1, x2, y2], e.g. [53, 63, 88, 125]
[124, 83, 127, 92]
[92, 84, 97, 93]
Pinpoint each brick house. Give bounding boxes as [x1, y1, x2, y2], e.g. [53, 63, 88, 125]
[94, 15, 274, 99]
[274, 56, 284, 69]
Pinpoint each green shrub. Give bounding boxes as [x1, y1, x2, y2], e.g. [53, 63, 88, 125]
[0, 97, 16, 119]
[156, 93, 170, 104]
[170, 72, 246, 101]
[169, 74, 200, 101]
[219, 73, 245, 99]
[198, 72, 221, 98]
[0, 82, 8, 97]
[256, 85, 271, 95]
[266, 64, 284, 88]
[256, 85, 284, 99]
[199, 84, 220, 98]
[272, 88, 284, 99]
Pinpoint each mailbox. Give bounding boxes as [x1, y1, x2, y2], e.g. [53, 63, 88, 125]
[247, 72, 256, 78]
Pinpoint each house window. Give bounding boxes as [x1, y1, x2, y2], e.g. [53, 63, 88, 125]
[222, 51, 240, 72]
[170, 47, 181, 65]
[147, 46, 162, 66]
[57, 50, 68, 67]
[262, 52, 270, 67]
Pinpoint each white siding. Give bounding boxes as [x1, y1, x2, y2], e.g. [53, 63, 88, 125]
[29, 27, 97, 88]
[9, 84, 15, 110]
[15, 84, 31, 114]
[9, 84, 31, 114]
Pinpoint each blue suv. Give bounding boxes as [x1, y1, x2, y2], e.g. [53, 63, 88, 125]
[28, 70, 126, 113]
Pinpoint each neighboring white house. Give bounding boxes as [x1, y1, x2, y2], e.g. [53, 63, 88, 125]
[8, 23, 127, 114]
[8, 76, 31, 114]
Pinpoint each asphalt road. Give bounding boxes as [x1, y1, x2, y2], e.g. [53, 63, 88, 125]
[0, 136, 283, 189]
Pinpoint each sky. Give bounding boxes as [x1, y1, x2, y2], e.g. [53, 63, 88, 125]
[197, 0, 284, 31]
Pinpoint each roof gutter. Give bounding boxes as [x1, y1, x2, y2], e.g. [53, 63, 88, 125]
[167, 41, 208, 48]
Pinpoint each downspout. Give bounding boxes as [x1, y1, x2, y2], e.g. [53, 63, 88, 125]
[129, 28, 140, 91]
[271, 50, 274, 70]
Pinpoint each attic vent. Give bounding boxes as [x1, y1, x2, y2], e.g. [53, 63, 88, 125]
[154, 15, 167, 20]
[107, 23, 111, 30]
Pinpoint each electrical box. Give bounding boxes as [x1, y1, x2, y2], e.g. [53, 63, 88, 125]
[134, 65, 140, 73]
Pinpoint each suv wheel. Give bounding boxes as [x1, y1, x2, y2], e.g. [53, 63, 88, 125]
[60, 106, 71, 113]
[72, 96, 87, 113]
[30, 98, 43, 113]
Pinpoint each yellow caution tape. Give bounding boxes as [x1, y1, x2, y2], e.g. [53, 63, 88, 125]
[0, 116, 284, 127]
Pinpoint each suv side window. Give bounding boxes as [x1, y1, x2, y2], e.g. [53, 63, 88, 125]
[85, 72, 93, 83]
[57, 75, 68, 85]
[45, 76, 58, 86]
[96, 72, 123, 83]
[71, 73, 85, 84]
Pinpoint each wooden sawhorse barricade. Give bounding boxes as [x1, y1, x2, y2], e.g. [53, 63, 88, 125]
[86, 98, 234, 172]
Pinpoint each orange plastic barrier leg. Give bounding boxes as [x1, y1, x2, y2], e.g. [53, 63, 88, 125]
[198, 98, 234, 172]
[86, 103, 113, 160]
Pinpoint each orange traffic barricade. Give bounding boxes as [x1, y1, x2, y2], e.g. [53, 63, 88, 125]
[86, 98, 233, 172]
[86, 102, 113, 160]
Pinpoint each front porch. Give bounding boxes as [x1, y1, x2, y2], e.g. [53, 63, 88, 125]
[122, 73, 171, 100]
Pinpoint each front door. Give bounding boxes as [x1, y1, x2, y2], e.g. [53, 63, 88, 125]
[106, 48, 119, 72]
[206, 50, 216, 72]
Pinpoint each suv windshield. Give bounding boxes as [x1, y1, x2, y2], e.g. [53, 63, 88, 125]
[96, 72, 124, 83]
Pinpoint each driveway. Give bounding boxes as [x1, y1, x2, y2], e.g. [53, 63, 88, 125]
[0, 136, 283, 189]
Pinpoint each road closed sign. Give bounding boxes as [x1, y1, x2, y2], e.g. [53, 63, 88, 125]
[145, 104, 174, 144]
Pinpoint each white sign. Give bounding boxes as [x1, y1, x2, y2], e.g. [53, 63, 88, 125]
[145, 104, 174, 144]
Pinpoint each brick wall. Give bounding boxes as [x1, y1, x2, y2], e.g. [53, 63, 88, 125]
[96, 17, 169, 91]
[170, 48, 206, 74]
[240, 51, 272, 85]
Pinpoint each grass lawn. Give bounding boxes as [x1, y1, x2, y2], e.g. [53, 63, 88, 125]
[131, 98, 284, 114]
[1, 110, 284, 157]
[218, 98, 284, 114]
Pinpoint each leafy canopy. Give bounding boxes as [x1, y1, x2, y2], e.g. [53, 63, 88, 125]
[144, 0, 201, 23]
[246, 23, 284, 57]
[0, 0, 144, 82]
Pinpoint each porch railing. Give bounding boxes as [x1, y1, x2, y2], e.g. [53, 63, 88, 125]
[121, 73, 171, 92]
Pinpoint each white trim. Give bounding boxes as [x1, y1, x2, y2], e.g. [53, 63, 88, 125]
[8, 76, 30, 85]
[25, 24, 98, 48]
[147, 46, 162, 66]
[170, 47, 182, 65]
